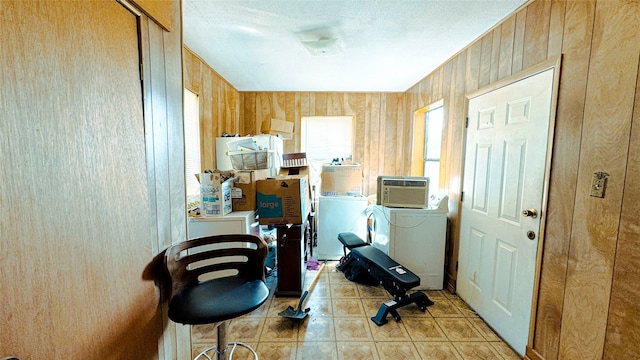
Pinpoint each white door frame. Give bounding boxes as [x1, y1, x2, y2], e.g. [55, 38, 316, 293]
[460, 56, 562, 349]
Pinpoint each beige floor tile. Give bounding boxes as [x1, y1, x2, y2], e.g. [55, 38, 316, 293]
[310, 283, 332, 298]
[229, 317, 265, 342]
[296, 341, 338, 360]
[331, 283, 360, 297]
[189, 261, 525, 359]
[368, 318, 412, 342]
[452, 341, 503, 360]
[357, 283, 389, 298]
[490, 341, 522, 359]
[192, 341, 258, 360]
[298, 315, 336, 342]
[398, 299, 433, 318]
[449, 298, 478, 318]
[259, 317, 299, 342]
[428, 299, 464, 317]
[375, 341, 421, 360]
[337, 341, 381, 360]
[305, 296, 334, 317]
[425, 290, 449, 301]
[334, 317, 374, 341]
[403, 317, 449, 342]
[329, 271, 352, 285]
[332, 298, 367, 317]
[255, 342, 297, 360]
[414, 341, 464, 360]
[435, 318, 485, 342]
[361, 297, 391, 318]
[267, 297, 302, 317]
[191, 323, 217, 343]
[467, 317, 501, 341]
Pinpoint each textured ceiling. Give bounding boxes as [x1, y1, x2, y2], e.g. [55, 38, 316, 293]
[183, 0, 528, 92]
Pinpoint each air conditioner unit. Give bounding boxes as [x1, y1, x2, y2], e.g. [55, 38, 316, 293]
[376, 176, 429, 209]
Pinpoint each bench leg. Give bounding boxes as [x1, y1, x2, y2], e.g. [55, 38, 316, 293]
[370, 292, 434, 326]
[371, 300, 399, 326]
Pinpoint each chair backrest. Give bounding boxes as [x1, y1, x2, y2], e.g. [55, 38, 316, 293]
[164, 234, 267, 299]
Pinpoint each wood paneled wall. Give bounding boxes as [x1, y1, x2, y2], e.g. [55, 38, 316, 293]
[183, 47, 242, 171]
[1, 1, 185, 359]
[241, 92, 406, 195]
[403, 1, 640, 359]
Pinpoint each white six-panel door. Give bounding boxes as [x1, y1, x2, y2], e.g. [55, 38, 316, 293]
[458, 68, 555, 355]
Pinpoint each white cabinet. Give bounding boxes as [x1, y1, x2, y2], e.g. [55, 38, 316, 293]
[372, 206, 447, 290]
[316, 195, 369, 260]
[188, 210, 259, 239]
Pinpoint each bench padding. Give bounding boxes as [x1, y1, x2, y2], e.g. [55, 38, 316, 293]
[337, 232, 433, 325]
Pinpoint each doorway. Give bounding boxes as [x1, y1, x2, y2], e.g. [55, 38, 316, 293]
[457, 59, 560, 355]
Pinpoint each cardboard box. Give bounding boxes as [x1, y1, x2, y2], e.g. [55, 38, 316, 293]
[231, 169, 269, 211]
[320, 164, 363, 196]
[198, 172, 233, 216]
[257, 175, 311, 225]
[262, 118, 294, 139]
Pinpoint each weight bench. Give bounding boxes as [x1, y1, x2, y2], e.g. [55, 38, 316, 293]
[337, 232, 434, 326]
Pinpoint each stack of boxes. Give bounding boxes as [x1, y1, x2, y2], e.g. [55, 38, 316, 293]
[256, 152, 311, 296]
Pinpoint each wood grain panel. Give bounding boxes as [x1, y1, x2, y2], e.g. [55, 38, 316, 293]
[547, 0, 566, 58]
[273, 92, 286, 121]
[512, 8, 527, 74]
[420, 76, 431, 109]
[490, 26, 502, 83]
[559, 1, 639, 358]
[446, 50, 469, 291]
[354, 93, 367, 166]
[314, 92, 328, 116]
[603, 56, 640, 360]
[479, 33, 494, 88]
[523, 0, 551, 69]
[201, 68, 215, 169]
[532, 2, 596, 359]
[367, 94, 382, 192]
[465, 40, 482, 93]
[243, 93, 257, 135]
[0, 2, 166, 358]
[183, 49, 193, 91]
[383, 94, 399, 175]
[498, 15, 516, 80]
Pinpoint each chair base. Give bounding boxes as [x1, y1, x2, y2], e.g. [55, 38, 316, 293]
[194, 342, 258, 360]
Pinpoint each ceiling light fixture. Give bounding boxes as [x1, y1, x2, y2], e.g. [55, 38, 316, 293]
[301, 37, 343, 56]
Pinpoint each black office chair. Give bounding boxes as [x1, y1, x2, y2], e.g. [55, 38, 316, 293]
[164, 234, 270, 360]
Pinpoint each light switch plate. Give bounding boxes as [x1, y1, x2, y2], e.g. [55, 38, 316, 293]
[590, 172, 608, 198]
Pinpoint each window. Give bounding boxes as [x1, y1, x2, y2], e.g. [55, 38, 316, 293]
[301, 116, 354, 195]
[424, 105, 443, 195]
[411, 100, 443, 196]
[184, 89, 201, 198]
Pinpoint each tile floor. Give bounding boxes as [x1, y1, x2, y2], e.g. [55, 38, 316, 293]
[191, 262, 522, 360]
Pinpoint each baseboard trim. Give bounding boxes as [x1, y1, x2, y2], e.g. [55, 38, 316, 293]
[525, 346, 544, 360]
[445, 272, 456, 293]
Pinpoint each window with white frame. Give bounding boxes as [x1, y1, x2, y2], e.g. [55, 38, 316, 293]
[184, 89, 201, 198]
[301, 116, 354, 196]
[423, 104, 443, 196]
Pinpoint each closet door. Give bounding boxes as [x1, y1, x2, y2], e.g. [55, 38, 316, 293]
[1, 2, 162, 358]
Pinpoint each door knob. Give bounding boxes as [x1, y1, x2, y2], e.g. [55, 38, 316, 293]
[522, 209, 538, 218]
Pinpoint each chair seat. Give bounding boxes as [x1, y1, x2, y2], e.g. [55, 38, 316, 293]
[168, 276, 270, 325]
